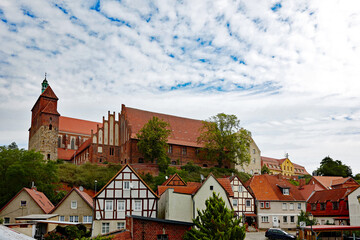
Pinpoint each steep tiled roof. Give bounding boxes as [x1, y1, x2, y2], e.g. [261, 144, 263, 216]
[217, 178, 234, 197]
[41, 86, 58, 100]
[308, 187, 358, 203]
[246, 174, 305, 201]
[162, 173, 187, 186]
[59, 116, 101, 135]
[23, 188, 54, 213]
[157, 182, 202, 196]
[57, 148, 76, 160]
[312, 176, 345, 190]
[298, 184, 323, 201]
[74, 138, 92, 156]
[41, 101, 60, 115]
[123, 105, 204, 147]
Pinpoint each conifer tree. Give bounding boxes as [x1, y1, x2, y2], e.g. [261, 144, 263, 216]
[184, 192, 246, 240]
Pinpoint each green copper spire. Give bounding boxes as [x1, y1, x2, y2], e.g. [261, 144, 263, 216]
[41, 73, 48, 93]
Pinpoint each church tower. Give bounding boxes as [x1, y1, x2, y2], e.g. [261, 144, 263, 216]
[28, 76, 60, 161]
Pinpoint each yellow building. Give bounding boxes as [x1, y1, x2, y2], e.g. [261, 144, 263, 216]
[261, 156, 309, 177]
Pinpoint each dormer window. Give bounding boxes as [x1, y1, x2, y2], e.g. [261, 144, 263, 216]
[283, 188, 289, 195]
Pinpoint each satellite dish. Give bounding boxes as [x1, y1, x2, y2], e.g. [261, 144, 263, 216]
[200, 174, 205, 181]
[79, 186, 84, 192]
[165, 176, 168, 180]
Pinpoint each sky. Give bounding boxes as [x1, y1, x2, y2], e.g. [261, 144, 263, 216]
[1, 0, 360, 175]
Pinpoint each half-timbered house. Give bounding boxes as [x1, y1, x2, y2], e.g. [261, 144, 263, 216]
[92, 164, 158, 237]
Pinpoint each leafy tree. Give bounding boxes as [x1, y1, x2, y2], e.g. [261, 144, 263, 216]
[0, 143, 59, 208]
[261, 164, 270, 174]
[297, 210, 317, 226]
[198, 113, 252, 168]
[184, 192, 246, 240]
[314, 156, 352, 177]
[136, 116, 171, 172]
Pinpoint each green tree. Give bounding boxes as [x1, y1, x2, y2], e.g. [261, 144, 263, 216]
[136, 117, 171, 172]
[314, 156, 352, 177]
[297, 210, 317, 226]
[0, 143, 59, 208]
[198, 113, 251, 168]
[261, 164, 270, 174]
[184, 192, 246, 240]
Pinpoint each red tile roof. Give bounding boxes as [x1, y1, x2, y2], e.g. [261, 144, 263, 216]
[157, 182, 202, 196]
[261, 156, 309, 174]
[123, 105, 204, 147]
[311, 176, 346, 189]
[246, 174, 305, 201]
[59, 116, 101, 135]
[57, 148, 76, 160]
[41, 101, 60, 115]
[162, 173, 187, 186]
[308, 187, 358, 203]
[41, 86, 58, 100]
[23, 188, 54, 213]
[74, 138, 92, 155]
[217, 178, 234, 197]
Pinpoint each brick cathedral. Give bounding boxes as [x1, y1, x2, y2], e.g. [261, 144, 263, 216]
[28, 78, 235, 170]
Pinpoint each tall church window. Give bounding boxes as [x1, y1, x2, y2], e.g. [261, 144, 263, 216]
[58, 136, 62, 148]
[71, 138, 75, 150]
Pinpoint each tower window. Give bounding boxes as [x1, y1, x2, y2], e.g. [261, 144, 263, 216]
[58, 136, 61, 148]
[49, 124, 52, 130]
[47, 154, 50, 160]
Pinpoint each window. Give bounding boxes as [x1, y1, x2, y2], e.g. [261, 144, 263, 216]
[102, 223, 110, 234]
[157, 235, 168, 240]
[233, 199, 238, 207]
[59, 216, 65, 222]
[4, 217, 10, 224]
[283, 188, 289, 195]
[123, 181, 130, 190]
[320, 203, 326, 211]
[261, 216, 269, 222]
[311, 203, 317, 211]
[69, 216, 79, 222]
[298, 203, 302, 210]
[134, 200, 141, 211]
[238, 186, 243, 192]
[49, 124, 52, 130]
[283, 216, 288, 223]
[138, 158, 144, 163]
[171, 160, 177, 165]
[117, 200, 125, 211]
[83, 216, 92, 223]
[246, 200, 251, 207]
[253, 149, 255, 154]
[290, 216, 295, 223]
[71, 201, 77, 209]
[105, 200, 113, 211]
[71, 138, 75, 150]
[47, 154, 50, 160]
[332, 202, 339, 210]
[168, 145, 173, 154]
[110, 147, 114, 155]
[260, 202, 264, 208]
[20, 201, 27, 207]
[289, 203, 294, 210]
[58, 136, 62, 148]
[282, 203, 287, 210]
[210, 185, 213, 191]
[265, 202, 270, 208]
[117, 222, 125, 230]
[182, 147, 187, 155]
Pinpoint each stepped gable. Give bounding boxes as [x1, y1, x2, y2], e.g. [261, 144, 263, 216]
[124, 106, 204, 148]
[59, 116, 101, 135]
[246, 174, 305, 201]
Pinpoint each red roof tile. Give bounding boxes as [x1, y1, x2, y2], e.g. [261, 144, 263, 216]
[308, 187, 358, 203]
[157, 182, 202, 196]
[23, 188, 54, 213]
[246, 174, 305, 201]
[217, 178, 234, 197]
[41, 86, 58, 100]
[57, 148, 76, 160]
[312, 176, 345, 189]
[75, 138, 92, 155]
[59, 116, 101, 135]
[123, 106, 204, 147]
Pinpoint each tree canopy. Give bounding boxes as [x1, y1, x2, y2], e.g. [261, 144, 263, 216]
[261, 164, 270, 174]
[0, 143, 58, 208]
[198, 113, 252, 168]
[184, 192, 246, 240]
[136, 116, 171, 172]
[314, 156, 352, 177]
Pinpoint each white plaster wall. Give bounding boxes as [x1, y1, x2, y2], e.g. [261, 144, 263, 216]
[349, 187, 360, 226]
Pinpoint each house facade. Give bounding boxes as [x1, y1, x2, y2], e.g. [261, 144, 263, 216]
[50, 187, 93, 229]
[92, 164, 158, 237]
[261, 156, 309, 177]
[245, 174, 306, 229]
[348, 186, 360, 226]
[235, 138, 261, 175]
[0, 187, 54, 224]
[307, 187, 357, 225]
[157, 174, 232, 223]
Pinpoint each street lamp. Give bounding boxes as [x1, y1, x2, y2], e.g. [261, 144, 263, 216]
[308, 213, 314, 239]
[94, 180, 98, 194]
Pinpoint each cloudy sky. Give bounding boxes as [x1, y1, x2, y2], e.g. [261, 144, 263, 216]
[1, 0, 360, 174]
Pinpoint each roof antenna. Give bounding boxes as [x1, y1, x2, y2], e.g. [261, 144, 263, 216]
[200, 174, 205, 182]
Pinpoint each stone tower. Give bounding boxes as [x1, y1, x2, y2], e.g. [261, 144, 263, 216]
[28, 77, 60, 161]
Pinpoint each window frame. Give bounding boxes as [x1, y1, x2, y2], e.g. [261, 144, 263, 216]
[117, 200, 125, 211]
[71, 200, 77, 209]
[289, 203, 294, 210]
[59, 216, 65, 222]
[246, 199, 251, 207]
[233, 199, 238, 207]
[69, 215, 79, 223]
[102, 222, 110, 234]
[20, 200, 27, 207]
[117, 222, 125, 230]
[283, 216, 288, 223]
[261, 216, 269, 223]
[123, 181, 130, 190]
[282, 203, 287, 210]
[83, 215, 92, 223]
[134, 200, 142, 211]
[105, 200, 113, 211]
